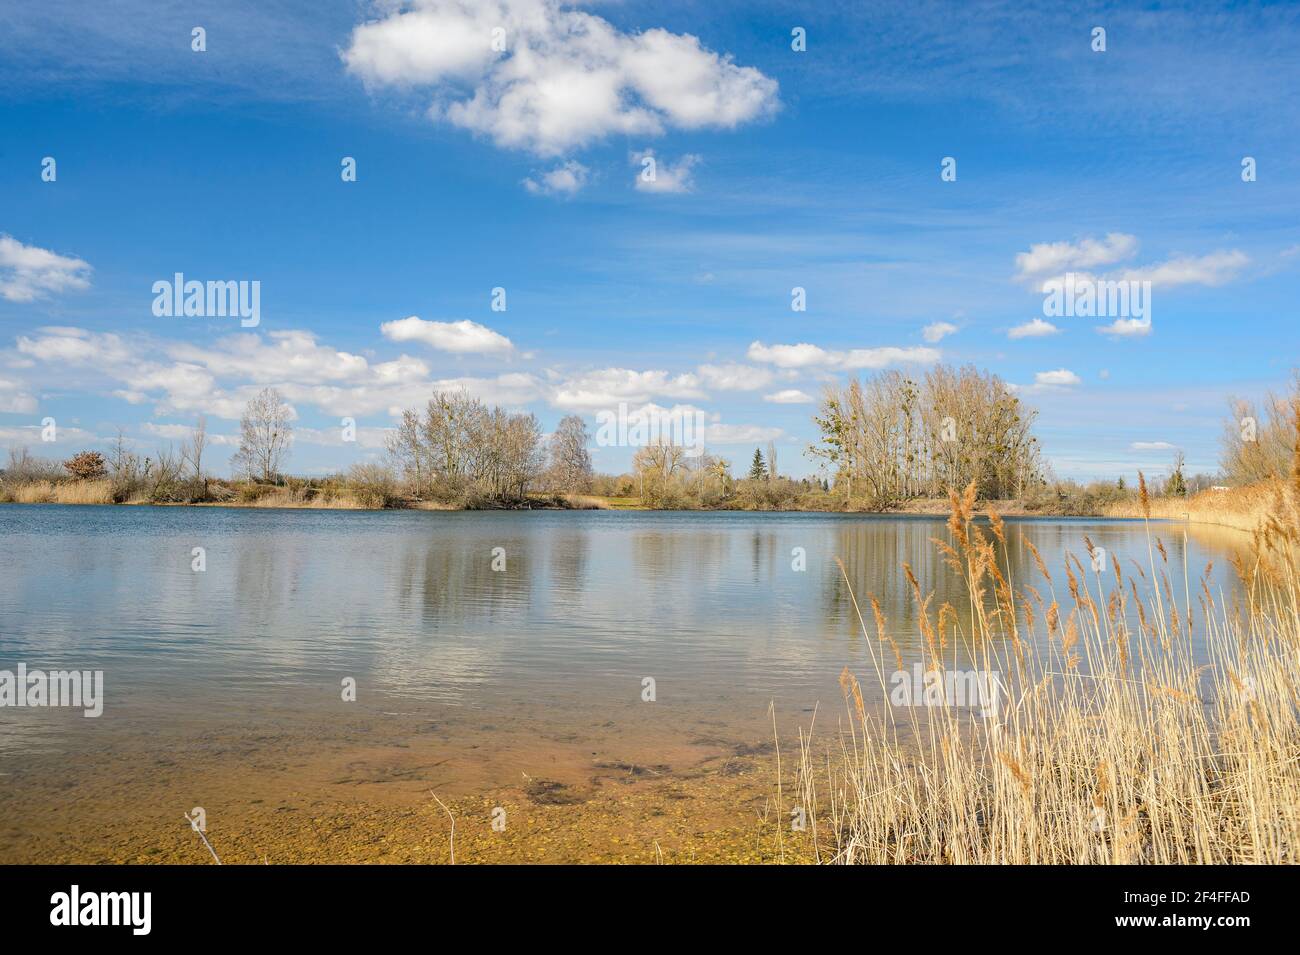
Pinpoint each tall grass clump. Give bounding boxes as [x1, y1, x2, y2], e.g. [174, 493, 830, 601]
[783, 431, 1300, 864]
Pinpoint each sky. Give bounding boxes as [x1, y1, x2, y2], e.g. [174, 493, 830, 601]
[1, 0, 1297, 481]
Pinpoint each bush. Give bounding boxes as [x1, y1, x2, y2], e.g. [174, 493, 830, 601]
[236, 482, 275, 503]
[346, 463, 399, 508]
[63, 451, 108, 481]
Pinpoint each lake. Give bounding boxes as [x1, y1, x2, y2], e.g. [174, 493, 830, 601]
[0, 505, 1246, 862]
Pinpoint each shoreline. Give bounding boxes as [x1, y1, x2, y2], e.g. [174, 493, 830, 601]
[0, 494, 1259, 530]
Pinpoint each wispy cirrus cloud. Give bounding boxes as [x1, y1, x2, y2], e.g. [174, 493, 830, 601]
[632, 149, 701, 194]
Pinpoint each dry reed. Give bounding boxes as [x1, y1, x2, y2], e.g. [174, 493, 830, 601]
[785, 457, 1300, 864]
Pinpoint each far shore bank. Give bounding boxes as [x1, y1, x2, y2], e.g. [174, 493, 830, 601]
[0, 482, 1271, 533]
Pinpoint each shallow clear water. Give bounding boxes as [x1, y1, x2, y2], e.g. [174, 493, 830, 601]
[0, 504, 1253, 861]
[0, 504, 1242, 759]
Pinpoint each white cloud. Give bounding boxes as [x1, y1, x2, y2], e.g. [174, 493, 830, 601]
[0, 375, 38, 414]
[1097, 317, 1152, 337]
[1014, 233, 1138, 282]
[141, 422, 239, 446]
[705, 423, 784, 444]
[17, 327, 134, 366]
[294, 425, 394, 450]
[552, 367, 704, 410]
[1008, 318, 1060, 339]
[746, 341, 829, 369]
[921, 321, 958, 343]
[523, 159, 589, 196]
[747, 341, 939, 370]
[0, 235, 92, 302]
[632, 149, 700, 193]
[1034, 368, 1081, 387]
[1009, 367, 1083, 395]
[0, 424, 96, 447]
[695, 362, 773, 391]
[763, 389, 813, 404]
[1117, 250, 1248, 289]
[1130, 441, 1177, 451]
[380, 316, 515, 355]
[343, 0, 779, 157]
[13, 325, 543, 421]
[169, 331, 374, 382]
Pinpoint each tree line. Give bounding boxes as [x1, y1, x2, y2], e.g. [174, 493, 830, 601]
[810, 364, 1042, 508]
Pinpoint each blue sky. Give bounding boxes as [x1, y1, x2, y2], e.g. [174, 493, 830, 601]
[1, 0, 1297, 480]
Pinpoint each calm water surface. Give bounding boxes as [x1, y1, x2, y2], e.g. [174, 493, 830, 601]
[0, 505, 1250, 860]
[0, 505, 1244, 754]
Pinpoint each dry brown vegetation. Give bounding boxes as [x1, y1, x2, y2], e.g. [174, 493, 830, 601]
[779, 449, 1300, 864]
[1104, 480, 1280, 532]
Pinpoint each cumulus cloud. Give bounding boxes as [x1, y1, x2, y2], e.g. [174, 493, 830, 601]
[1007, 318, 1060, 339]
[141, 422, 239, 446]
[342, 0, 778, 156]
[921, 321, 958, 343]
[747, 341, 939, 370]
[552, 367, 704, 410]
[0, 235, 92, 302]
[1014, 233, 1138, 283]
[0, 375, 38, 414]
[632, 149, 700, 193]
[1034, 368, 1081, 387]
[13, 325, 543, 420]
[0, 424, 96, 446]
[1017, 235, 1247, 294]
[695, 362, 773, 391]
[1131, 441, 1177, 451]
[763, 389, 813, 404]
[1097, 317, 1152, 337]
[380, 316, 515, 355]
[169, 330, 374, 381]
[522, 159, 589, 196]
[705, 422, 783, 444]
[17, 326, 134, 366]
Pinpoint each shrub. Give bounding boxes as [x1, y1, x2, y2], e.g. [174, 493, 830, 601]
[63, 451, 107, 481]
[346, 463, 399, 509]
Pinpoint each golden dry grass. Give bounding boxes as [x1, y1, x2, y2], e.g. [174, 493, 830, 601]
[3, 480, 114, 504]
[232, 486, 373, 509]
[781, 468, 1300, 865]
[1104, 480, 1279, 532]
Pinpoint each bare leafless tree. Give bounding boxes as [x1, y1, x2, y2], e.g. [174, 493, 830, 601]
[1221, 371, 1299, 485]
[811, 364, 1041, 507]
[236, 388, 292, 482]
[547, 414, 593, 492]
[182, 415, 208, 480]
[385, 392, 545, 502]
